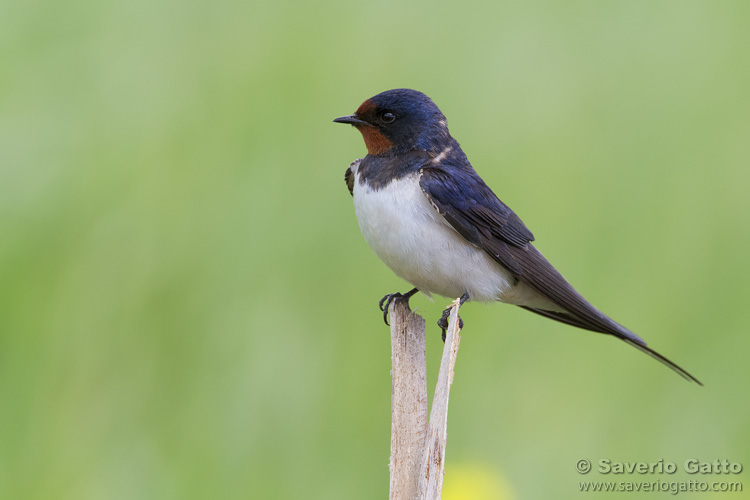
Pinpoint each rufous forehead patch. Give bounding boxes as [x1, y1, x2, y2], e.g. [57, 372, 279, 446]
[356, 99, 376, 116]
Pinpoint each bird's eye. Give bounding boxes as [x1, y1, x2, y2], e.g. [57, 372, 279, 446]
[381, 112, 396, 123]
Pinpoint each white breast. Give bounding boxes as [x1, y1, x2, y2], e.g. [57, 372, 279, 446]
[351, 166, 521, 302]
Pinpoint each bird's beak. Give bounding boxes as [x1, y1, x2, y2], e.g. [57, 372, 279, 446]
[333, 114, 368, 126]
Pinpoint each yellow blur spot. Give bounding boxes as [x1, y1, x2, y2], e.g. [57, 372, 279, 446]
[442, 463, 514, 500]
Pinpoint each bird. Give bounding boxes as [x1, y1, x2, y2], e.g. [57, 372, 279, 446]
[333, 88, 701, 384]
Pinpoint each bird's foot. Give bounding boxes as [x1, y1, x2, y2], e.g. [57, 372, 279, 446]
[437, 292, 470, 342]
[437, 310, 464, 342]
[379, 287, 419, 326]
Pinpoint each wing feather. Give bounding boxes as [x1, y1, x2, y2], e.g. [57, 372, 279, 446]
[419, 165, 700, 384]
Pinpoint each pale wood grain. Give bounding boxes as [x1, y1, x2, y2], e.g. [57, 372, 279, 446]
[389, 299, 428, 500]
[388, 298, 462, 500]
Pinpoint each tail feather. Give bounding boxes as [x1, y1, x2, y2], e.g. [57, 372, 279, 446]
[619, 337, 703, 385]
[508, 245, 700, 384]
[520, 306, 702, 385]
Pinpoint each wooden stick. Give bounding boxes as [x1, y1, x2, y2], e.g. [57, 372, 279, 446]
[418, 298, 462, 498]
[388, 298, 463, 500]
[389, 299, 428, 500]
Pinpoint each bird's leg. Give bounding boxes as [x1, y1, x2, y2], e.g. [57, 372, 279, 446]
[379, 287, 419, 326]
[438, 292, 470, 342]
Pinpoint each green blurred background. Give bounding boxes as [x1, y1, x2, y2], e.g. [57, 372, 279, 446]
[1, 0, 748, 498]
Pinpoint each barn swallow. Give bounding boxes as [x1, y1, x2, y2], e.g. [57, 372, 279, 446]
[334, 88, 700, 384]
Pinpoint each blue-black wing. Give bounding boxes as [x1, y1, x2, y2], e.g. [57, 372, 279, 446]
[418, 166, 533, 274]
[419, 165, 701, 384]
[419, 164, 629, 335]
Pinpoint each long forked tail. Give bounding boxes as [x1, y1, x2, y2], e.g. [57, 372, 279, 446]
[520, 306, 702, 385]
[510, 246, 702, 384]
[619, 337, 703, 385]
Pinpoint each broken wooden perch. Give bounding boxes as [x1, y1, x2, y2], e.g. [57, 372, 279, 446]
[388, 297, 463, 500]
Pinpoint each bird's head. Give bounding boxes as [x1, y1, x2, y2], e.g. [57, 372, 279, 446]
[334, 89, 451, 156]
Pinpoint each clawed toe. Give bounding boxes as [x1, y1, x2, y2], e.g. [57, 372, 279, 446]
[438, 292, 469, 342]
[438, 312, 465, 342]
[379, 288, 419, 326]
[379, 293, 401, 326]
